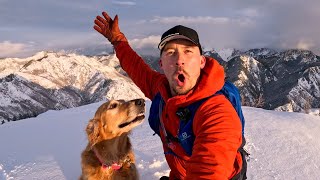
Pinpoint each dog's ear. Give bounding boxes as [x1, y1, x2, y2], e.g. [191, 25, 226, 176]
[86, 119, 98, 134]
[86, 119, 102, 147]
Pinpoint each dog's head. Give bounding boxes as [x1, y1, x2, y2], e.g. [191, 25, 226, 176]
[86, 98, 145, 146]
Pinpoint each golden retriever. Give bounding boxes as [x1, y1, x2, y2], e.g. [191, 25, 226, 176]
[80, 98, 145, 180]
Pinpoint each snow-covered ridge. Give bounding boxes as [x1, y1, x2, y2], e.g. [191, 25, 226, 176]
[0, 51, 145, 124]
[204, 48, 235, 62]
[203, 48, 320, 112]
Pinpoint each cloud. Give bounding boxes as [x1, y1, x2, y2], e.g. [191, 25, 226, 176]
[112, 1, 136, 6]
[146, 16, 255, 28]
[1, 0, 320, 57]
[0, 41, 28, 58]
[129, 35, 160, 49]
[296, 39, 315, 50]
[237, 8, 261, 18]
[127, 36, 161, 55]
[280, 39, 315, 51]
[150, 16, 230, 25]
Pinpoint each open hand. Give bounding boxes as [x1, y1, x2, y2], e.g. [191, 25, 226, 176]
[94, 12, 127, 45]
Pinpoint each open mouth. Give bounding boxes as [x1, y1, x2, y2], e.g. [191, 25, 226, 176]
[118, 114, 145, 128]
[175, 73, 186, 87]
[178, 74, 185, 83]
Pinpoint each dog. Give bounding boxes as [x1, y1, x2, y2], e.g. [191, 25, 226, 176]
[80, 98, 145, 180]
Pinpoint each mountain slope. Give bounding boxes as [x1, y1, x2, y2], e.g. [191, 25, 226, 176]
[0, 51, 144, 123]
[207, 48, 320, 112]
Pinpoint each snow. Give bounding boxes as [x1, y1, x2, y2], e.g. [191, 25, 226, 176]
[259, 49, 272, 56]
[240, 55, 259, 73]
[0, 79, 41, 108]
[275, 101, 295, 112]
[214, 48, 235, 62]
[0, 51, 128, 90]
[1, 99, 320, 179]
[237, 56, 258, 87]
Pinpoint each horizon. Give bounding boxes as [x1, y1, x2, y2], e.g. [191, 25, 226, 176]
[1, 47, 319, 60]
[1, 0, 320, 58]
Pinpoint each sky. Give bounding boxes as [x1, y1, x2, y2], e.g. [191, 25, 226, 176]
[1, 0, 320, 58]
[1, 100, 320, 179]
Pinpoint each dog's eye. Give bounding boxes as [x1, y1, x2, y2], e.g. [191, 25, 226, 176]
[109, 103, 118, 109]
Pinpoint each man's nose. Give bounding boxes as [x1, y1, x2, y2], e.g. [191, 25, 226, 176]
[175, 52, 185, 66]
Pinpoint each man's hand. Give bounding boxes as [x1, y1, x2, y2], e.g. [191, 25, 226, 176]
[94, 12, 127, 46]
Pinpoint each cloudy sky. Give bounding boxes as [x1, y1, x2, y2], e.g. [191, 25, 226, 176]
[0, 0, 319, 58]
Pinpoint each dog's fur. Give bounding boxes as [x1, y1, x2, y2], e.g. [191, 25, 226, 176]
[80, 99, 145, 180]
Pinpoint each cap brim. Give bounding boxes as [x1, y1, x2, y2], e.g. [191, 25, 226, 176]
[158, 34, 198, 50]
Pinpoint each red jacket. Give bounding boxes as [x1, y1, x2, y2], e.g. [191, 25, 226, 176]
[115, 42, 243, 180]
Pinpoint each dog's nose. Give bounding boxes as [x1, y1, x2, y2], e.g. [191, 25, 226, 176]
[135, 99, 145, 106]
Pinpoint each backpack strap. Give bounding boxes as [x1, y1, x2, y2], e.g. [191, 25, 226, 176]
[148, 93, 162, 136]
[148, 93, 180, 156]
[231, 135, 249, 180]
[216, 80, 245, 134]
[159, 97, 180, 145]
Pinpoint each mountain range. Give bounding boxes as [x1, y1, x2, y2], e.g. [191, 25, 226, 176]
[0, 51, 144, 124]
[215, 48, 320, 112]
[1, 48, 319, 124]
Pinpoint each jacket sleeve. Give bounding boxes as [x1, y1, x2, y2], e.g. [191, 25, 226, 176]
[185, 95, 242, 180]
[114, 42, 164, 99]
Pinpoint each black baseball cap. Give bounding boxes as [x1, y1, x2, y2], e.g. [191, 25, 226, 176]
[158, 25, 202, 54]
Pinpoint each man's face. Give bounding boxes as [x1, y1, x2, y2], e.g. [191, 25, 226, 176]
[160, 39, 206, 96]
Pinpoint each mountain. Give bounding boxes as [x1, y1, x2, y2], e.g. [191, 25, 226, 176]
[1, 48, 319, 124]
[0, 51, 144, 123]
[204, 48, 235, 62]
[222, 48, 320, 112]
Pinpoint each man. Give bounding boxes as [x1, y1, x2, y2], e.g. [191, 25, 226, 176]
[94, 11, 243, 180]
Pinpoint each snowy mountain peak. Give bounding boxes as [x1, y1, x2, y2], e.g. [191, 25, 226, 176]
[214, 48, 320, 112]
[0, 51, 144, 123]
[210, 48, 235, 62]
[281, 49, 318, 63]
[247, 48, 277, 56]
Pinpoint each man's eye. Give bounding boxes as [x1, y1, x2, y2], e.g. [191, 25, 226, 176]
[166, 51, 174, 55]
[167, 51, 175, 56]
[109, 103, 117, 109]
[185, 49, 193, 53]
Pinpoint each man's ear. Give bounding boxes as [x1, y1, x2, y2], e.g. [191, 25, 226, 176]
[200, 56, 206, 69]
